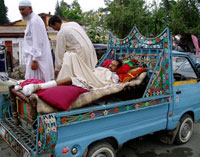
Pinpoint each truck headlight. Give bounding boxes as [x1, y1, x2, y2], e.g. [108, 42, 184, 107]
[71, 147, 78, 155]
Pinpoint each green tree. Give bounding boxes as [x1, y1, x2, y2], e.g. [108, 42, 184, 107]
[0, 0, 9, 25]
[149, 0, 200, 39]
[82, 10, 107, 43]
[149, 0, 176, 35]
[150, 1, 167, 36]
[55, 0, 83, 22]
[169, 0, 200, 38]
[153, 0, 199, 38]
[53, 0, 200, 43]
[67, 0, 82, 22]
[103, 0, 152, 38]
[55, 0, 70, 18]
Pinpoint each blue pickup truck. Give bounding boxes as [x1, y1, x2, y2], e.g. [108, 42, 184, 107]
[0, 26, 200, 157]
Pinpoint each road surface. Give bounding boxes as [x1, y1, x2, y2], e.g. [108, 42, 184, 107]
[0, 122, 200, 157]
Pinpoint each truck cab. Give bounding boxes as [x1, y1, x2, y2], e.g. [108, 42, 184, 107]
[168, 51, 200, 144]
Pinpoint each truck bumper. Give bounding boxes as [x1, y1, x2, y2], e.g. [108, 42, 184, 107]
[0, 118, 35, 156]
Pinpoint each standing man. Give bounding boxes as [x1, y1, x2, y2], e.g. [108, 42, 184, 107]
[19, 0, 54, 82]
[48, 15, 98, 78]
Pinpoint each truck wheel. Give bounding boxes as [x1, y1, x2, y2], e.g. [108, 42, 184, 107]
[175, 114, 193, 144]
[87, 142, 116, 157]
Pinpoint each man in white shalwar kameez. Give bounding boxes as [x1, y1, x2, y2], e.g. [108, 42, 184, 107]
[19, 0, 54, 82]
[48, 15, 97, 78]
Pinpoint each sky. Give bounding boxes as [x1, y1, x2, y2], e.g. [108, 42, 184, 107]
[4, 0, 160, 22]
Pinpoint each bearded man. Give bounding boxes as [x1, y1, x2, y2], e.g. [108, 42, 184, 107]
[19, 0, 54, 82]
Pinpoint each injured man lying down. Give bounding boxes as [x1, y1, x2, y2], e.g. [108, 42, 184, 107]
[20, 53, 123, 96]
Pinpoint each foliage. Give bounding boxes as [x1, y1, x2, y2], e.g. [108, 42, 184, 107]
[104, 0, 112, 6]
[55, 0, 107, 43]
[81, 11, 107, 43]
[53, 0, 200, 43]
[0, 0, 9, 25]
[102, 0, 200, 39]
[55, 0, 83, 22]
[150, 1, 167, 36]
[55, 0, 70, 18]
[168, 0, 200, 38]
[103, 0, 153, 38]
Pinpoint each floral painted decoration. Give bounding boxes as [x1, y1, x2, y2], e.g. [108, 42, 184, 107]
[37, 115, 58, 154]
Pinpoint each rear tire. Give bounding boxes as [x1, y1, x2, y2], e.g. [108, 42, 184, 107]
[175, 114, 193, 144]
[87, 142, 116, 157]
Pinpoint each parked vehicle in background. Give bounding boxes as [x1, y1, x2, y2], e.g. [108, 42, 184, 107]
[0, 73, 17, 94]
[93, 43, 107, 60]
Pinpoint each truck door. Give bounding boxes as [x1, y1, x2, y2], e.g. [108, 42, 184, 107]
[172, 55, 200, 122]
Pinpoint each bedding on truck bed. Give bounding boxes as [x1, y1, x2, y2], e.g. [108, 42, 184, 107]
[10, 71, 148, 115]
[36, 71, 148, 113]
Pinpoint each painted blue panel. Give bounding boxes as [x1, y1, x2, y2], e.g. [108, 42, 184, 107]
[55, 103, 169, 156]
[173, 82, 200, 122]
[0, 93, 11, 119]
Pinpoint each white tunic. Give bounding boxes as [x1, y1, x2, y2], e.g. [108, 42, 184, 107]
[70, 70, 119, 90]
[57, 53, 119, 90]
[24, 12, 54, 82]
[55, 22, 97, 71]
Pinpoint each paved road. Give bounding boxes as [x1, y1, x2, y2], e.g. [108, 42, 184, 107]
[0, 122, 200, 157]
[0, 138, 16, 157]
[117, 122, 200, 157]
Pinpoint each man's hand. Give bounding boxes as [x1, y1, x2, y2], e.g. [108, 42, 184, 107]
[31, 61, 38, 70]
[54, 70, 60, 79]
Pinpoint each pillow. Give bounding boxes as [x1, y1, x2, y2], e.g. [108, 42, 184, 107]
[116, 59, 138, 74]
[20, 79, 44, 88]
[118, 67, 146, 82]
[37, 86, 89, 111]
[123, 59, 138, 67]
[116, 63, 131, 74]
[101, 59, 112, 68]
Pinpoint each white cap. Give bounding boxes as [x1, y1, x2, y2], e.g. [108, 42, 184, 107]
[19, 0, 32, 7]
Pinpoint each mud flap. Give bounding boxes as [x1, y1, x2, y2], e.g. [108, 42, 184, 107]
[159, 121, 181, 144]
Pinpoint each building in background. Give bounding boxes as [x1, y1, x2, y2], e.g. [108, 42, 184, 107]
[0, 13, 68, 66]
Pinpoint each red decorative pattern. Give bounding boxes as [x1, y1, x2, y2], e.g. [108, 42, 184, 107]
[118, 67, 146, 82]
